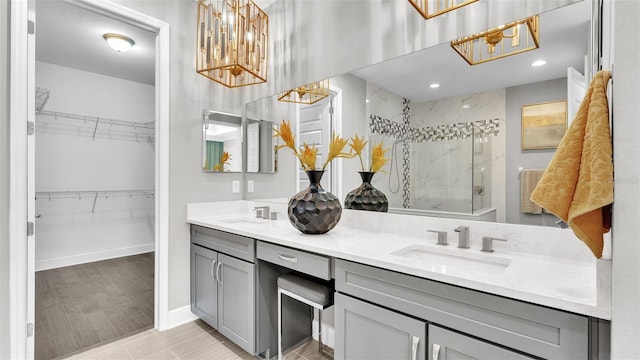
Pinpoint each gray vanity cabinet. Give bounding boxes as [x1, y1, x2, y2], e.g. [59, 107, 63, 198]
[429, 325, 534, 360]
[217, 253, 255, 351]
[335, 259, 592, 360]
[190, 225, 256, 355]
[335, 293, 426, 360]
[191, 244, 218, 327]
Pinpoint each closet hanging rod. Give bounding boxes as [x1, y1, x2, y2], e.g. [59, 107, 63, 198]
[37, 109, 155, 130]
[35, 189, 155, 201]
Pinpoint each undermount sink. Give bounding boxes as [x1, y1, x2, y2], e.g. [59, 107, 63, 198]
[391, 245, 511, 275]
[222, 217, 265, 226]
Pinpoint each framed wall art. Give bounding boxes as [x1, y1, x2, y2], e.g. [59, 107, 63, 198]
[521, 100, 567, 150]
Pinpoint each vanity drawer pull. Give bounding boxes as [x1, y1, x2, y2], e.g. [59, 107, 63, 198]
[278, 253, 298, 264]
[257, 241, 331, 280]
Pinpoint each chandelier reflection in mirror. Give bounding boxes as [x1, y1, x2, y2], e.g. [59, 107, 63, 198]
[408, 0, 478, 19]
[451, 15, 540, 65]
[278, 79, 330, 105]
[196, 0, 268, 88]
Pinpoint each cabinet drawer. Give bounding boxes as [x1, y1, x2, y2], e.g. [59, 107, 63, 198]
[191, 225, 255, 263]
[257, 241, 331, 280]
[429, 325, 534, 360]
[336, 259, 589, 360]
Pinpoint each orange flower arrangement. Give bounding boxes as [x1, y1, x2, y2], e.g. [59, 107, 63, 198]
[274, 120, 352, 171]
[213, 151, 231, 172]
[348, 135, 390, 173]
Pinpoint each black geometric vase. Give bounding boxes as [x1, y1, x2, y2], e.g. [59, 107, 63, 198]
[344, 171, 389, 212]
[288, 170, 342, 234]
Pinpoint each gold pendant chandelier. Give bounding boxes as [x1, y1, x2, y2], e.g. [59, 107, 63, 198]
[196, 0, 268, 88]
[278, 79, 330, 105]
[451, 15, 540, 65]
[408, 0, 478, 20]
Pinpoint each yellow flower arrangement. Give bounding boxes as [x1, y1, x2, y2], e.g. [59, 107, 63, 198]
[349, 135, 390, 173]
[213, 151, 231, 172]
[274, 120, 352, 171]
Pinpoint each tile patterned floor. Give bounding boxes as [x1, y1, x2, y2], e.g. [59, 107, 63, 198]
[36, 253, 154, 360]
[65, 320, 332, 360]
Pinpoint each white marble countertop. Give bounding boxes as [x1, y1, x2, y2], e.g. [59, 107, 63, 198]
[187, 201, 611, 320]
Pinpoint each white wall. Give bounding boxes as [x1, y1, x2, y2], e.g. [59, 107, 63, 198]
[34, 61, 155, 270]
[0, 0, 10, 356]
[611, 0, 640, 358]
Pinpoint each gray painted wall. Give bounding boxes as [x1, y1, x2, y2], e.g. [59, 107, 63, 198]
[107, 0, 581, 312]
[0, 0, 9, 357]
[505, 77, 566, 226]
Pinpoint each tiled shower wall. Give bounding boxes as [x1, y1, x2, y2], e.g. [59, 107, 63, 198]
[367, 82, 506, 217]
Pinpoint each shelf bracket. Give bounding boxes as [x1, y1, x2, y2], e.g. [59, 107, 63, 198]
[92, 118, 100, 141]
[91, 192, 98, 213]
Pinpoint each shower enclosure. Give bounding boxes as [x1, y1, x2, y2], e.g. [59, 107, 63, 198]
[371, 126, 493, 215]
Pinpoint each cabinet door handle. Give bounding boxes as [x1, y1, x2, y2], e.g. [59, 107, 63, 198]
[432, 343, 441, 360]
[278, 253, 298, 264]
[411, 336, 420, 360]
[216, 262, 223, 283]
[210, 260, 217, 282]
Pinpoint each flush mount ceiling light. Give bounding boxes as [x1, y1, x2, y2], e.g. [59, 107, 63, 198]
[278, 79, 330, 105]
[531, 59, 547, 67]
[196, 0, 268, 88]
[450, 15, 540, 65]
[103, 33, 135, 53]
[429, 83, 440, 89]
[408, 0, 478, 20]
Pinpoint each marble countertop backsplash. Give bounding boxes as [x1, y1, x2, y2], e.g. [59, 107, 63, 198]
[186, 200, 612, 320]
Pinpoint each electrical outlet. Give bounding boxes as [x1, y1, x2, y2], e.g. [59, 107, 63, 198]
[247, 180, 254, 193]
[232, 180, 240, 193]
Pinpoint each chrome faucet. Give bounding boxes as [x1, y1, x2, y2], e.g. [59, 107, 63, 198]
[428, 230, 448, 246]
[481, 236, 507, 252]
[454, 226, 470, 249]
[253, 206, 270, 219]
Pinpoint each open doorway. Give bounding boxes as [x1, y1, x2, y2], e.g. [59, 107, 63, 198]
[33, 2, 156, 359]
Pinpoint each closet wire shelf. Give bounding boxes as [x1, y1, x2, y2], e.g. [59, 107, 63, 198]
[35, 87, 155, 141]
[35, 189, 155, 213]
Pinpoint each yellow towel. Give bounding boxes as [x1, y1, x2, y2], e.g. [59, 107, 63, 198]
[530, 70, 613, 258]
[520, 169, 545, 214]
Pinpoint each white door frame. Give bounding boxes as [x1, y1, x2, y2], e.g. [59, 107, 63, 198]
[9, 1, 171, 358]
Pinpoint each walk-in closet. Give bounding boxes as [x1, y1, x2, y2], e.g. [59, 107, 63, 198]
[33, 2, 156, 359]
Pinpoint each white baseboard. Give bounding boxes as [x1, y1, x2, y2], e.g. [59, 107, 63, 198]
[165, 305, 199, 330]
[312, 320, 335, 349]
[35, 243, 154, 271]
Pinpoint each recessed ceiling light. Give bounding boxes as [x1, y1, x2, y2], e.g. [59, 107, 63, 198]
[366, 99, 370, 103]
[462, 104, 471, 109]
[103, 33, 135, 53]
[430, 83, 440, 89]
[531, 60, 547, 67]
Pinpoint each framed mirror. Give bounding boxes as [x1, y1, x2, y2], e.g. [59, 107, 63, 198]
[202, 110, 243, 173]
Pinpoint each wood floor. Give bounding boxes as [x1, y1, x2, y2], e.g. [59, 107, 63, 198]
[35, 253, 154, 360]
[66, 319, 332, 360]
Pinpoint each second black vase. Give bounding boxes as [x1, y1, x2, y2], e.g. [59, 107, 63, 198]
[288, 170, 342, 234]
[344, 171, 389, 212]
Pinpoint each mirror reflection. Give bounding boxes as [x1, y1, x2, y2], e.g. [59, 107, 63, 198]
[202, 110, 242, 173]
[246, 118, 277, 173]
[245, 0, 590, 226]
[245, 96, 295, 174]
